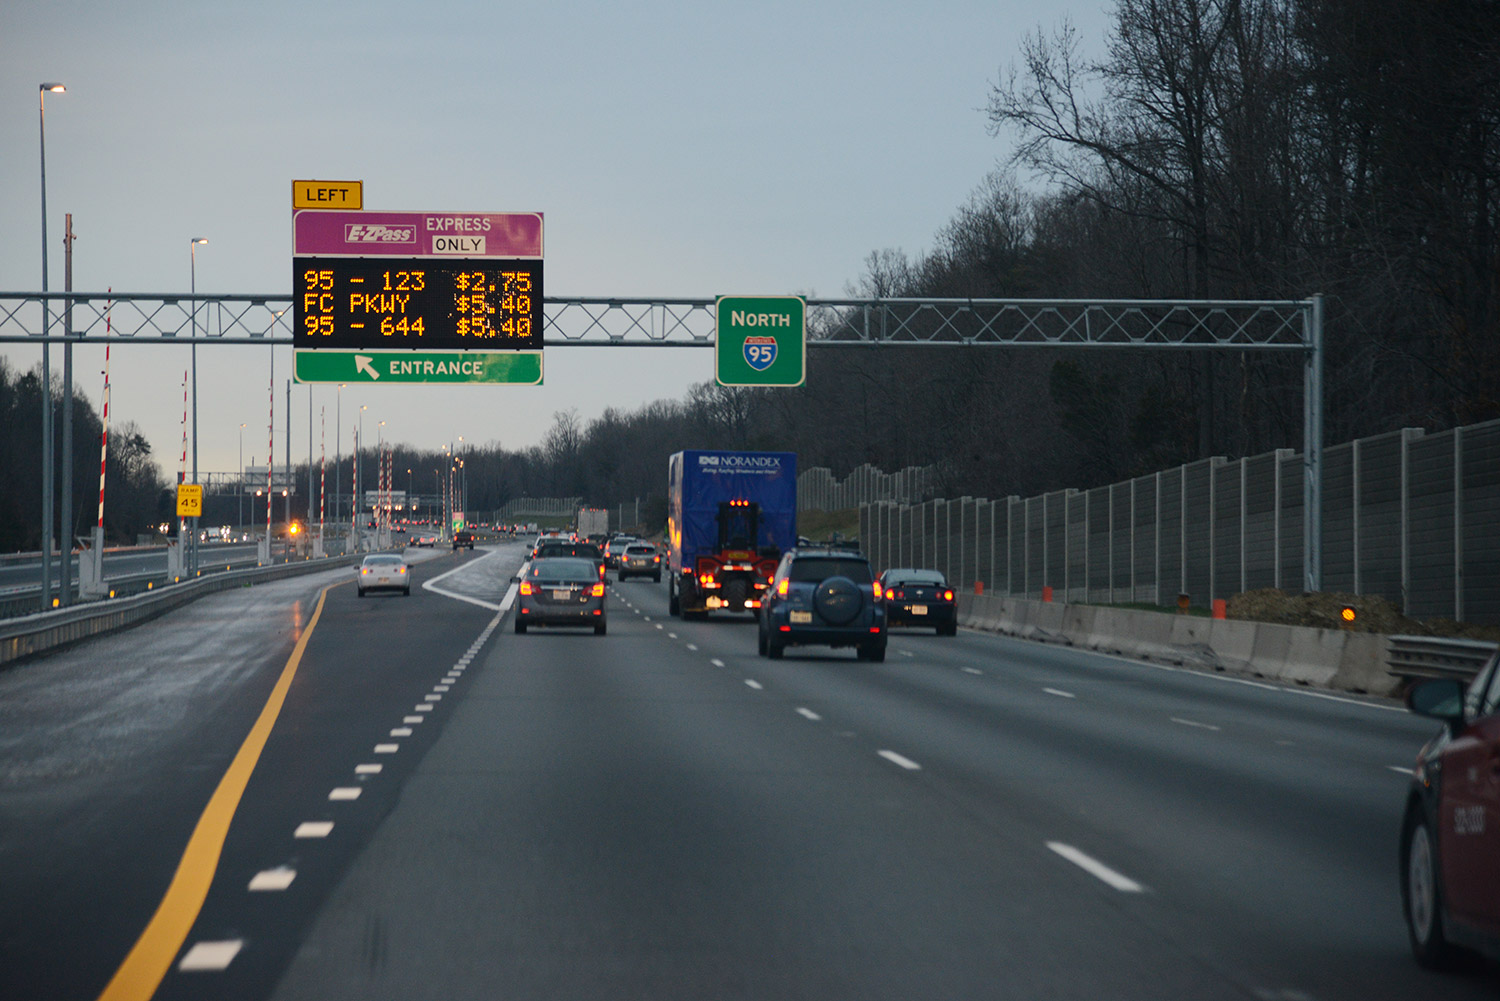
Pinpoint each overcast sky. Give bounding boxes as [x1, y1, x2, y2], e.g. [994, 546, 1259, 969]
[2, 0, 1109, 477]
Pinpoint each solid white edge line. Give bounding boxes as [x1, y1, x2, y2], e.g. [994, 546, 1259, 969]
[878, 749, 922, 771]
[1388, 765, 1415, 776]
[1044, 688, 1076, 699]
[1047, 842, 1145, 893]
[1170, 717, 1221, 731]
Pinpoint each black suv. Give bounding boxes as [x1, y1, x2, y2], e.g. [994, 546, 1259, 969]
[758, 548, 886, 661]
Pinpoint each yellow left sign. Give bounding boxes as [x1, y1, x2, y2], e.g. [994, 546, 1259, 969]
[176, 483, 203, 518]
[292, 179, 363, 210]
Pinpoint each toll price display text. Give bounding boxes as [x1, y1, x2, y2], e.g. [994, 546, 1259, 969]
[293, 256, 543, 350]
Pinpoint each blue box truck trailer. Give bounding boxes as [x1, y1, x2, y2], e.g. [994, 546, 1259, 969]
[667, 450, 797, 618]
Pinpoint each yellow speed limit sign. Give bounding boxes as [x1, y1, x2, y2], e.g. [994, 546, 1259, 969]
[176, 483, 203, 518]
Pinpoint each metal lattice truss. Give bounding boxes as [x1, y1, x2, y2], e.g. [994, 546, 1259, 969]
[0, 293, 1314, 351]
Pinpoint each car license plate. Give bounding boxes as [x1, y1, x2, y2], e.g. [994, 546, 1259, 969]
[552, 589, 572, 601]
[790, 611, 812, 624]
[911, 604, 927, 615]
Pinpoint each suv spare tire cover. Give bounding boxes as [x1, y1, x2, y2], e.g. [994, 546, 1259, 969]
[814, 576, 864, 625]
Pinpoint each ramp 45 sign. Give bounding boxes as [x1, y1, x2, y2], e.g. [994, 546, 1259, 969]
[715, 296, 805, 387]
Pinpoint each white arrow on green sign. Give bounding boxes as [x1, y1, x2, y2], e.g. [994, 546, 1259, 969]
[294, 349, 543, 385]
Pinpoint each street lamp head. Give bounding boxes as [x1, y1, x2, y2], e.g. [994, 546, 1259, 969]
[191, 237, 208, 246]
[41, 83, 65, 93]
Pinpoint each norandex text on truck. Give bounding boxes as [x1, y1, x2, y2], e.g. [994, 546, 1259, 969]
[666, 450, 797, 618]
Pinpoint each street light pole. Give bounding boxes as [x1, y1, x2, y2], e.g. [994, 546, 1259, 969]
[38, 82, 65, 611]
[238, 422, 246, 532]
[189, 237, 207, 573]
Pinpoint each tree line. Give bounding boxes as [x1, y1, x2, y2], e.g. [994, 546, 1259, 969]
[0, 359, 166, 551]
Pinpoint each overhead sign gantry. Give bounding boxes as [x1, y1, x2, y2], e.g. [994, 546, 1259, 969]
[292, 208, 544, 384]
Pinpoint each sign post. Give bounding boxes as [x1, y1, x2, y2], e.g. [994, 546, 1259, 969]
[715, 295, 806, 387]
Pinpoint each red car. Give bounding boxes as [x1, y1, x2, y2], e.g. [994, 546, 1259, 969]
[1401, 650, 1500, 968]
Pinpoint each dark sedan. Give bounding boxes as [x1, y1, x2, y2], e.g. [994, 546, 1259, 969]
[878, 568, 957, 635]
[513, 557, 608, 635]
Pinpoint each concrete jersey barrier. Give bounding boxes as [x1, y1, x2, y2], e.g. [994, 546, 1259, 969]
[956, 593, 1402, 697]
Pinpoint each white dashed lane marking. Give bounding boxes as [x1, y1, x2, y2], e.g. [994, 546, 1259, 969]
[178, 940, 243, 971]
[1171, 717, 1221, 732]
[796, 707, 822, 721]
[1047, 842, 1145, 893]
[878, 750, 922, 771]
[328, 787, 362, 801]
[1044, 688, 1076, 699]
[294, 822, 333, 839]
[744, 679, 764, 690]
[248, 868, 296, 891]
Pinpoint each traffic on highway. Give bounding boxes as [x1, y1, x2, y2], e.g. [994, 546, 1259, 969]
[3, 529, 1495, 1001]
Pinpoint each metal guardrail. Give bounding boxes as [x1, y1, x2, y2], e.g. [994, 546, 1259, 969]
[0, 553, 364, 667]
[1386, 634, 1498, 682]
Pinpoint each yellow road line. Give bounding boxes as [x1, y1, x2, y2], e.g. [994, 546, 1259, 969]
[97, 587, 330, 1001]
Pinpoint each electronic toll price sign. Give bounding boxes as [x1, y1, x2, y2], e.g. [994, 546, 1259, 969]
[293, 256, 543, 351]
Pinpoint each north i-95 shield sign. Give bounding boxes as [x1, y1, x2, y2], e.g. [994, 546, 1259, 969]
[715, 295, 806, 387]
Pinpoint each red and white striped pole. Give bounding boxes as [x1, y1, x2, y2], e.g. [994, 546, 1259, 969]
[97, 293, 112, 530]
[319, 407, 326, 530]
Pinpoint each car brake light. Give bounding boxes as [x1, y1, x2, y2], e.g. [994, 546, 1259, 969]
[777, 579, 788, 596]
[943, 589, 954, 602]
[873, 581, 883, 599]
[519, 582, 534, 595]
[591, 583, 605, 597]
[700, 573, 715, 586]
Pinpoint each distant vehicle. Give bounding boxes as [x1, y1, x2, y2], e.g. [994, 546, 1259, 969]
[878, 568, 957, 635]
[1400, 650, 1500, 969]
[666, 450, 797, 618]
[577, 506, 610, 539]
[410, 531, 439, 548]
[758, 547, 885, 661]
[512, 557, 607, 635]
[618, 542, 662, 582]
[357, 553, 410, 597]
[533, 540, 606, 579]
[604, 536, 637, 571]
[453, 529, 475, 551]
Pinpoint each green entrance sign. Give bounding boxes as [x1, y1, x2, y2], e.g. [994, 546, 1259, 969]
[715, 295, 805, 387]
[294, 349, 543, 385]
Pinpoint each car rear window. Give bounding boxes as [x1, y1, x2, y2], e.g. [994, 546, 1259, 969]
[789, 558, 873, 584]
[365, 555, 403, 566]
[527, 558, 599, 582]
[625, 545, 655, 555]
[889, 571, 945, 586]
[536, 544, 602, 560]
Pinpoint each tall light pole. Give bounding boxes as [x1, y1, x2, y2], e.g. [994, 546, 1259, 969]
[38, 82, 65, 610]
[189, 237, 208, 572]
[238, 422, 247, 532]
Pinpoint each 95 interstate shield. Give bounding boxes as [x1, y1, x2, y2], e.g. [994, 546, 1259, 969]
[743, 336, 778, 371]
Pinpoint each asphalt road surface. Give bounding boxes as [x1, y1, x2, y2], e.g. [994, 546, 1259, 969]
[1, 540, 1495, 1000]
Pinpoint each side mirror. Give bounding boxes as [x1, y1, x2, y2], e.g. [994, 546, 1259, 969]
[1406, 677, 1466, 724]
[510, 575, 522, 584]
